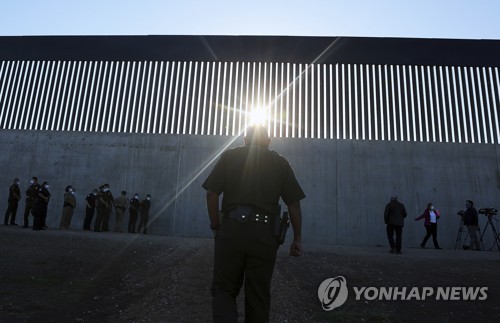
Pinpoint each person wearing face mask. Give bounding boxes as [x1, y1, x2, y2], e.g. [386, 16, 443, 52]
[83, 189, 98, 230]
[114, 191, 129, 233]
[415, 202, 442, 249]
[138, 194, 151, 234]
[23, 177, 41, 228]
[94, 184, 114, 232]
[128, 193, 141, 233]
[59, 185, 77, 229]
[4, 178, 21, 226]
[33, 181, 51, 231]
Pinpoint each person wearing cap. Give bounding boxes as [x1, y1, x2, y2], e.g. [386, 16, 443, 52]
[384, 195, 408, 254]
[203, 125, 305, 322]
[59, 185, 77, 229]
[94, 184, 114, 232]
[138, 194, 151, 234]
[33, 181, 51, 231]
[4, 178, 21, 226]
[83, 189, 98, 230]
[23, 176, 41, 228]
[101, 184, 114, 232]
[114, 191, 129, 232]
[128, 193, 141, 233]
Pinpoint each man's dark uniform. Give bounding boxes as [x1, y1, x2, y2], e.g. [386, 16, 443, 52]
[128, 196, 141, 233]
[94, 188, 114, 232]
[138, 198, 151, 234]
[83, 192, 97, 230]
[4, 181, 21, 225]
[101, 190, 114, 231]
[33, 185, 50, 231]
[203, 134, 305, 322]
[384, 196, 407, 253]
[23, 182, 41, 228]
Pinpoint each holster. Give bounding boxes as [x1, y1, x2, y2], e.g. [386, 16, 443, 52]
[275, 211, 290, 245]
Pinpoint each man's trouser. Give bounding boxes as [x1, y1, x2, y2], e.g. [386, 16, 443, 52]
[386, 224, 403, 252]
[33, 202, 47, 230]
[60, 206, 74, 229]
[137, 213, 149, 234]
[23, 199, 34, 227]
[84, 207, 95, 230]
[128, 210, 138, 233]
[94, 207, 107, 232]
[115, 208, 125, 232]
[4, 201, 18, 225]
[212, 216, 279, 323]
[102, 208, 111, 231]
[467, 225, 481, 250]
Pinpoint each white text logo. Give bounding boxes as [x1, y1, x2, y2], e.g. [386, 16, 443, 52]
[353, 286, 488, 301]
[318, 276, 488, 310]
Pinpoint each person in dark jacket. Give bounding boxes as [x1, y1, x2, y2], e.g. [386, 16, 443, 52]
[23, 177, 40, 228]
[463, 200, 480, 250]
[59, 185, 76, 229]
[384, 195, 407, 254]
[33, 181, 50, 231]
[83, 189, 98, 230]
[128, 193, 141, 233]
[203, 125, 305, 322]
[4, 178, 21, 226]
[137, 194, 151, 234]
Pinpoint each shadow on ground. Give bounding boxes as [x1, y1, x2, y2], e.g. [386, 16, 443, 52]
[0, 226, 499, 322]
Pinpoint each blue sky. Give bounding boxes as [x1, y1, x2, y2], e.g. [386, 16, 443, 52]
[1, 0, 499, 39]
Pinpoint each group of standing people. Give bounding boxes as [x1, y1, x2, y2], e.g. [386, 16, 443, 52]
[4, 177, 152, 234]
[4, 177, 51, 231]
[384, 196, 481, 253]
[82, 185, 151, 234]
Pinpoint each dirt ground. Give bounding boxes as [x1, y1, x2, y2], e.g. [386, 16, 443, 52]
[1, 225, 499, 323]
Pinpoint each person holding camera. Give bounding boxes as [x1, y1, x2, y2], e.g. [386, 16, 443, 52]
[463, 200, 481, 250]
[415, 202, 442, 249]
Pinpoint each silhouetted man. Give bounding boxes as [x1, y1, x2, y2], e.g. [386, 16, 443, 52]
[203, 125, 305, 322]
[384, 195, 407, 254]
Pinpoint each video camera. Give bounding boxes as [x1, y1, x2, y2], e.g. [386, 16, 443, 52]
[478, 207, 497, 216]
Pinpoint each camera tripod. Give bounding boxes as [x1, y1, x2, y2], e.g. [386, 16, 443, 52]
[479, 215, 500, 252]
[454, 216, 469, 250]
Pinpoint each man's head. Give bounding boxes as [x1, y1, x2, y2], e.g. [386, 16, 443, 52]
[244, 125, 271, 148]
[427, 202, 434, 210]
[466, 200, 473, 208]
[121, 191, 127, 196]
[13, 178, 19, 185]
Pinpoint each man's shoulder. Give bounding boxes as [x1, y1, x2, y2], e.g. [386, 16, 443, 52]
[225, 145, 246, 155]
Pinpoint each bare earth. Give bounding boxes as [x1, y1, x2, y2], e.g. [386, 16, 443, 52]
[1, 226, 499, 323]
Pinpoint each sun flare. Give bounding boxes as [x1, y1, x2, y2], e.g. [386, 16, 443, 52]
[249, 107, 267, 126]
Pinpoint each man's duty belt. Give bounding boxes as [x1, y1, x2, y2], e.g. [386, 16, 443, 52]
[227, 206, 271, 224]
